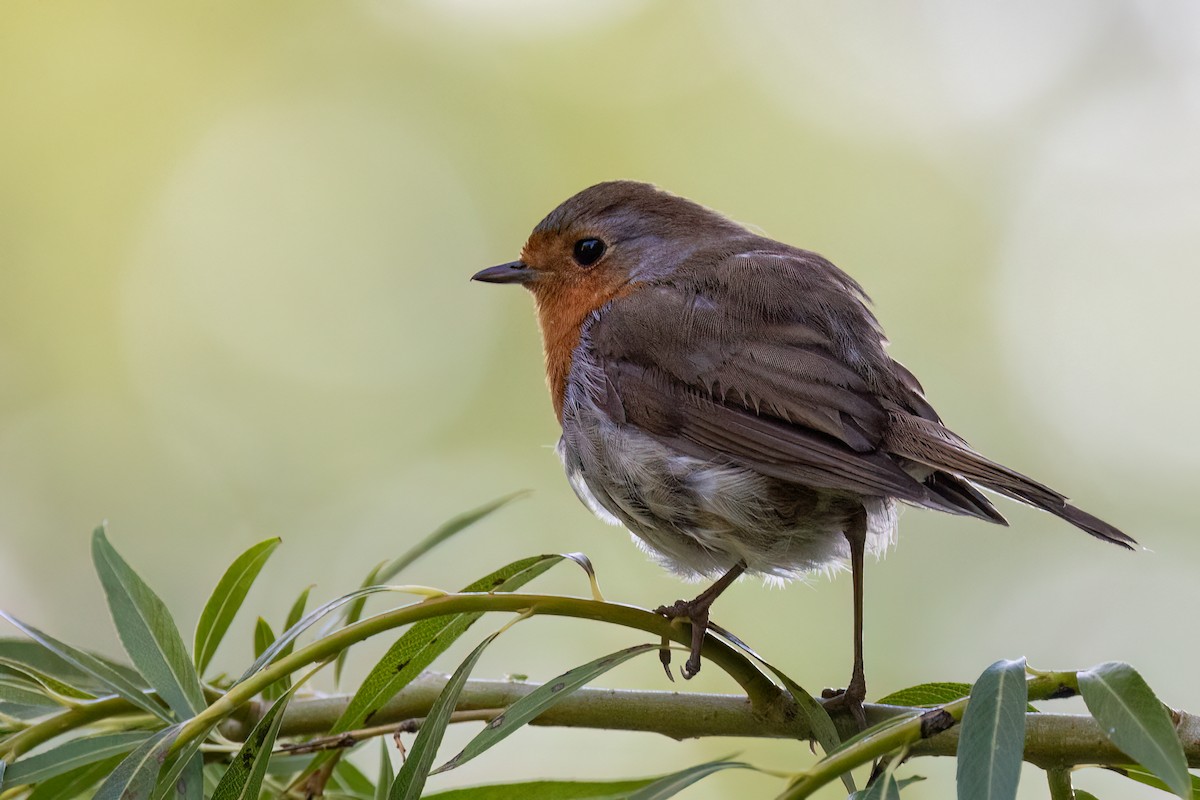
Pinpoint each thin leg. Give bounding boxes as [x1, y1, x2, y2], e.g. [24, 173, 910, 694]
[656, 561, 746, 680]
[825, 509, 869, 728]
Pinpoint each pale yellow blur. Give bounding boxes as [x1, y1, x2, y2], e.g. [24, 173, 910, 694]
[1, 2, 1197, 797]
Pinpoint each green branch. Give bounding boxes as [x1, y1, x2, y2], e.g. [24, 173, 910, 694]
[175, 592, 785, 755]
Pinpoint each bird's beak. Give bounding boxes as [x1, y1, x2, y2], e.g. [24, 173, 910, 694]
[471, 261, 534, 285]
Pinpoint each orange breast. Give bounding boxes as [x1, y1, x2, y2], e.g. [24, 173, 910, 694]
[532, 273, 631, 422]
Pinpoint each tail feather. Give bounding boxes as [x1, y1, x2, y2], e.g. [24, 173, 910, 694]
[887, 414, 1136, 549]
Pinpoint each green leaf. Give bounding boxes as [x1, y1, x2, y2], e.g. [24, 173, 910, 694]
[334, 759, 376, 795]
[827, 711, 922, 756]
[389, 629, 505, 800]
[376, 739, 395, 800]
[877, 682, 972, 707]
[624, 759, 755, 799]
[251, 618, 287, 701]
[956, 658, 1028, 800]
[333, 555, 564, 736]
[1078, 661, 1189, 799]
[850, 773, 899, 800]
[331, 492, 527, 684]
[0, 675, 59, 708]
[850, 774, 925, 799]
[423, 778, 656, 799]
[1074, 792, 1101, 800]
[27, 755, 126, 800]
[150, 720, 215, 800]
[878, 681, 1037, 713]
[1105, 764, 1200, 796]
[284, 585, 313, 633]
[0, 657, 97, 701]
[436, 643, 658, 774]
[237, 584, 430, 683]
[252, 617, 275, 659]
[0, 638, 143, 695]
[751, 656, 850, 792]
[3, 731, 149, 785]
[194, 538, 280, 676]
[210, 692, 293, 800]
[92, 527, 206, 718]
[93, 724, 180, 800]
[0, 613, 169, 721]
[379, 491, 531, 585]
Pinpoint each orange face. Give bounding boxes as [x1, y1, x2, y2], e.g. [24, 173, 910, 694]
[519, 230, 633, 420]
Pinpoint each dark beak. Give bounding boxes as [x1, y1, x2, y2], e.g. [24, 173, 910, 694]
[471, 261, 533, 285]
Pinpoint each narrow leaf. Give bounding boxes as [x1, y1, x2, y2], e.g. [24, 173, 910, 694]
[92, 527, 206, 717]
[210, 692, 293, 800]
[331, 492, 527, 683]
[194, 538, 280, 675]
[0, 638, 143, 695]
[252, 617, 275, 660]
[1079, 662, 1189, 799]
[423, 778, 657, 799]
[956, 658, 1028, 800]
[437, 644, 658, 773]
[333, 759, 376, 794]
[0, 612, 169, 721]
[827, 711, 922, 756]
[752, 656, 851, 792]
[93, 724, 180, 800]
[284, 585, 313, 632]
[251, 618, 287, 701]
[376, 739, 395, 800]
[3, 731, 148, 785]
[151, 727, 210, 800]
[850, 773, 901, 800]
[389, 629, 504, 800]
[0, 676, 59, 708]
[1105, 764, 1200, 796]
[26, 755, 126, 800]
[625, 759, 754, 799]
[332, 555, 564, 736]
[1074, 792, 1101, 800]
[0, 657, 97, 701]
[381, 491, 530, 581]
[850, 774, 924, 799]
[877, 682, 972, 707]
[237, 584, 439, 683]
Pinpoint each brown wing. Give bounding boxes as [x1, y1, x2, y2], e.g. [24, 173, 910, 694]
[588, 247, 938, 504]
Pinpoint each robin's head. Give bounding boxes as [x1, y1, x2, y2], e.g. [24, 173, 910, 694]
[471, 181, 748, 419]
[472, 180, 746, 296]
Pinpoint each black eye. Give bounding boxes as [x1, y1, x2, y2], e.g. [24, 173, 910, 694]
[572, 238, 606, 267]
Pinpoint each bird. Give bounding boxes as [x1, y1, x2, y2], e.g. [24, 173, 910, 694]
[471, 180, 1134, 724]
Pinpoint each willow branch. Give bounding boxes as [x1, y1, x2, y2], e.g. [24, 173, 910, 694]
[175, 592, 784, 755]
[218, 674, 1200, 771]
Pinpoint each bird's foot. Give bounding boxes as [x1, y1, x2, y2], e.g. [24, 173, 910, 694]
[654, 597, 713, 680]
[821, 676, 868, 730]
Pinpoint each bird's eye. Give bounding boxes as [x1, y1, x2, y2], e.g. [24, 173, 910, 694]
[572, 238, 607, 267]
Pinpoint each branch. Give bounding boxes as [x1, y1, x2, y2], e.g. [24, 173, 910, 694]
[220, 674, 1200, 769]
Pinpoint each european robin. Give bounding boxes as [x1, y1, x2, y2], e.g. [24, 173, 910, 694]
[472, 181, 1133, 724]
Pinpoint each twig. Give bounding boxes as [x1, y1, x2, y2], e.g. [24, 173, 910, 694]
[279, 709, 502, 755]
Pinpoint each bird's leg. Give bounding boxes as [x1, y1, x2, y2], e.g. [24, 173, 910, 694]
[823, 509, 869, 729]
[655, 561, 746, 680]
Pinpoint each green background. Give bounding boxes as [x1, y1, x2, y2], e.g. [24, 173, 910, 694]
[2, 2, 1197, 797]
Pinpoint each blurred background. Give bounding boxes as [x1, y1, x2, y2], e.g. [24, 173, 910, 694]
[2, 1, 1198, 797]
